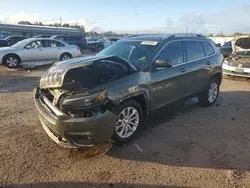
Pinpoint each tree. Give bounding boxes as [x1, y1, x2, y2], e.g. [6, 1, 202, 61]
[232, 32, 243, 36]
[216, 33, 225, 37]
[53, 23, 61, 27]
[62, 23, 70, 27]
[207, 34, 213, 37]
[18, 21, 31, 25]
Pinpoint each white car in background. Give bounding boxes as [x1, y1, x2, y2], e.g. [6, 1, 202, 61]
[0, 38, 82, 68]
[223, 36, 250, 78]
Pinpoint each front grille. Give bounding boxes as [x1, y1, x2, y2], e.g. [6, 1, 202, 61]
[223, 69, 250, 76]
[41, 89, 54, 103]
[229, 61, 250, 68]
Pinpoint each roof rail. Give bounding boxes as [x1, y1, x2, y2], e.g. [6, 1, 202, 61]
[173, 33, 205, 37]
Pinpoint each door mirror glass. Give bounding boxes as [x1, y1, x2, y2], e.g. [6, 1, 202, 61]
[155, 59, 172, 68]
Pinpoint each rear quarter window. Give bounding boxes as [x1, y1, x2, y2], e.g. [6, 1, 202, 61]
[184, 41, 205, 61]
[202, 42, 215, 56]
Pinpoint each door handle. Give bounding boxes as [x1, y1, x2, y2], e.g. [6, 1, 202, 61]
[206, 61, 212, 65]
[180, 68, 188, 73]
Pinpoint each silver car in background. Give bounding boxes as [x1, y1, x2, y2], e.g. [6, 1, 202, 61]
[0, 38, 82, 68]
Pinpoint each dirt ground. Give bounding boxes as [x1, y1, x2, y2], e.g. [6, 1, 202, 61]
[1, 65, 250, 188]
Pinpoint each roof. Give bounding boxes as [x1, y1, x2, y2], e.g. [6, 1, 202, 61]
[124, 34, 172, 41]
[0, 23, 79, 30]
[0, 23, 84, 36]
[123, 33, 205, 42]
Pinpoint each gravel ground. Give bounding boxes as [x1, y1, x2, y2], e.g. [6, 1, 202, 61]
[1, 66, 250, 188]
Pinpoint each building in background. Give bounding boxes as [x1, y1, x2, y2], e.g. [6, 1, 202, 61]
[0, 24, 84, 39]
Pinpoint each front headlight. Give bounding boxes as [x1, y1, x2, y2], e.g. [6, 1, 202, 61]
[80, 90, 108, 107]
[223, 59, 229, 65]
[40, 70, 64, 88]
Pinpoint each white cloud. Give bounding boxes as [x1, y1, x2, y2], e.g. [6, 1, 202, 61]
[0, 12, 40, 24]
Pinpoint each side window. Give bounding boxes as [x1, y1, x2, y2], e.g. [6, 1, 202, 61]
[203, 42, 215, 56]
[184, 41, 205, 61]
[26, 41, 42, 49]
[43, 40, 56, 48]
[156, 41, 184, 65]
[56, 41, 65, 47]
[43, 40, 65, 47]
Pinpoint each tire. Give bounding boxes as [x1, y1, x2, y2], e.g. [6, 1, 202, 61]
[111, 99, 144, 145]
[60, 53, 72, 61]
[3, 55, 20, 68]
[199, 78, 220, 107]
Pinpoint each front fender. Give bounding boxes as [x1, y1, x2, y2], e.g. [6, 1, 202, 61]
[110, 86, 151, 115]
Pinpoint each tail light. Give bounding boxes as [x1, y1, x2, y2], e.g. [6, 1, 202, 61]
[77, 46, 81, 51]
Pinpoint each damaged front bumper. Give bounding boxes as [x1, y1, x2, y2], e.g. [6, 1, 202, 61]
[222, 63, 250, 78]
[34, 87, 117, 148]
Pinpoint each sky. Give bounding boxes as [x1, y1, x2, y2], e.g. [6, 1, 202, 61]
[1, 0, 250, 34]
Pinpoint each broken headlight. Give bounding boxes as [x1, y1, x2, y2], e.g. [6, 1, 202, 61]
[223, 59, 229, 65]
[40, 70, 64, 88]
[78, 90, 108, 107]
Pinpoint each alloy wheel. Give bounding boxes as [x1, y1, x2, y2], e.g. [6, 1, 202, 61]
[115, 107, 140, 139]
[208, 82, 218, 103]
[6, 57, 18, 67]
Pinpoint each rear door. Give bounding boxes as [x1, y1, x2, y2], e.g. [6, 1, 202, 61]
[42, 40, 65, 60]
[149, 41, 194, 110]
[183, 40, 211, 93]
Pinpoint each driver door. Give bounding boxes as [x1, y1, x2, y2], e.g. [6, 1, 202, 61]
[148, 41, 194, 110]
[21, 40, 44, 62]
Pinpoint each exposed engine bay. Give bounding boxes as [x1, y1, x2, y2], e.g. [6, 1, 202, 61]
[40, 57, 135, 118]
[62, 59, 132, 91]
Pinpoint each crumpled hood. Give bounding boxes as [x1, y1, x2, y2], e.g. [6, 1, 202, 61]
[48, 55, 136, 73]
[232, 36, 250, 52]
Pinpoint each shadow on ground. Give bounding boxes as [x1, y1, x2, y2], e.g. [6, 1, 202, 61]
[4, 182, 192, 188]
[0, 74, 40, 93]
[108, 91, 250, 171]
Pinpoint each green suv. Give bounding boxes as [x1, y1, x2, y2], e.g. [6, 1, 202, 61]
[34, 34, 222, 148]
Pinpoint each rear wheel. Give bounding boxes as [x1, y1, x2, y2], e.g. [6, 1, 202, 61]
[60, 53, 72, 61]
[199, 78, 220, 107]
[111, 100, 144, 145]
[3, 55, 20, 68]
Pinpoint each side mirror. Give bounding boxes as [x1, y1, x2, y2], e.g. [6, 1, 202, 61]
[155, 59, 172, 68]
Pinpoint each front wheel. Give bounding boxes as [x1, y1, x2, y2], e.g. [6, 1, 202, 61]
[4, 55, 20, 68]
[111, 100, 144, 145]
[199, 78, 220, 107]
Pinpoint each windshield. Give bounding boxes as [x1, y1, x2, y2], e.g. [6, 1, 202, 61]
[97, 40, 158, 69]
[11, 39, 29, 48]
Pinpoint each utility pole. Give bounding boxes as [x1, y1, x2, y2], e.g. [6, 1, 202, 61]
[186, 26, 189, 35]
[60, 17, 62, 27]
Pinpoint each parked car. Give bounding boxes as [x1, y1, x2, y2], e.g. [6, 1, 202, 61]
[50, 35, 87, 51]
[32, 34, 52, 38]
[223, 35, 250, 78]
[220, 41, 232, 58]
[0, 38, 81, 68]
[34, 34, 222, 148]
[5, 36, 27, 46]
[87, 39, 105, 52]
[87, 37, 119, 52]
[0, 39, 10, 48]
